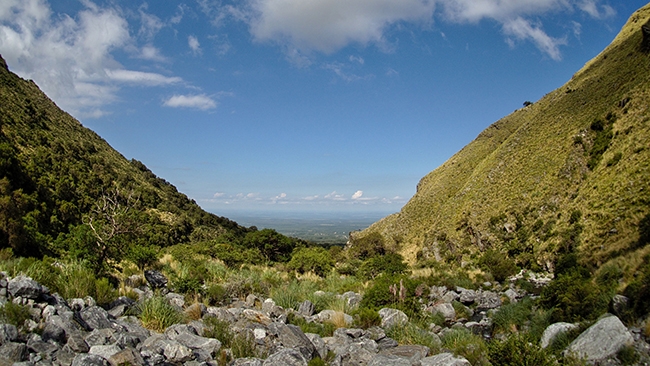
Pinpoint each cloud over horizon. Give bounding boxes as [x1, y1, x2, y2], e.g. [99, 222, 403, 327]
[163, 94, 217, 110]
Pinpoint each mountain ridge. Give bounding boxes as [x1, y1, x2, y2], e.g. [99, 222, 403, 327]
[354, 3, 650, 279]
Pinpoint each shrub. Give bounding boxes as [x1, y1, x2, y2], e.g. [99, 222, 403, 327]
[491, 297, 535, 335]
[441, 328, 490, 366]
[288, 313, 335, 337]
[618, 345, 640, 366]
[540, 269, 609, 323]
[352, 307, 382, 329]
[0, 302, 31, 330]
[205, 284, 229, 306]
[488, 333, 555, 366]
[347, 232, 386, 260]
[358, 253, 408, 280]
[137, 296, 185, 332]
[478, 249, 518, 283]
[360, 275, 420, 316]
[386, 322, 441, 352]
[243, 229, 296, 263]
[231, 332, 259, 359]
[288, 247, 334, 277]
[204, 317, 234, 346]
[126, 245, 159, 270]
[623, 257, 650, 320]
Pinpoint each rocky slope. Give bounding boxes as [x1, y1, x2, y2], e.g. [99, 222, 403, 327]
[1, 271, 648, 365]
[354, 4, 650, 278]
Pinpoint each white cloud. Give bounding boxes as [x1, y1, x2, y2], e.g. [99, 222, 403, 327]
[0, 0, 184, 118]
[163, 94, 217, 110]
[351, 190, 364, 200]
[247, 0, 436, 54]
[138, 5, 164, 41]
[188, 35, 202, 55]
[105, 69, 182, 85]
[237, 0, 615, 61]
[139, 44, 167, 61]
[502, 17, 566, 60]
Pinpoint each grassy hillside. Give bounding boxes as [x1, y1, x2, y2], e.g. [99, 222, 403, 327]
[0, 55, 257, 267]
[355, 4, 650, 279]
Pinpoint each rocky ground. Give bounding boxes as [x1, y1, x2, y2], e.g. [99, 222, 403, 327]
[1, 270, 649, 366]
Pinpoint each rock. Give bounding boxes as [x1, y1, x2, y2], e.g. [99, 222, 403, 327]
[162, 339, 194, 363]
[88, 344, 122, 360]
[610, 295, 629, 317]
[165, 324, 221, 355]
[379, 345, 429, 364]
[263, 347, 308, 366]
[108, 347, 144, 366]
[315, 310, 353, 326]
[368, 354, 412, 366]
[268, 323, 317, 360]
[476, 291, 502, 310]
[441, 291, 459, 303]
[379, 308, 408, 329]
[26, 334, 58, 356]
[376, 337, 399, 351]
[144, 270, 168, 289]
[306, 333, 327, 360]
[0, 342, 27, 362]
[566, 315, 634, 363]
[66, 332, 90, 353]
[642, 18, 650, 52]
[430, 303, 455, 322]
[457, 288, 476, 305]
[298, 300, 314, 317]
[540, 322, 578, 349]
[243, 309, 273, 326]
[504, 288, 519, 302]
[421, 352, 471, 366]
[233, 357, 264, 366]
[0, 324, 19, 344]
[8, 276, 44, 299]
[71, 353, 110, 366]
[166, 292, 185, 309]
[246, 294, 261, 308]
[79, 306, 114, 330]
[340, 292, 362, 308]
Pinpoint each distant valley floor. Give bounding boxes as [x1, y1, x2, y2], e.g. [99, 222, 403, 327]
[213, 210, 391, 245]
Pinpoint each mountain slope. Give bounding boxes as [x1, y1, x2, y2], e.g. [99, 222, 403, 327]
[354, 4, 650, 276]
[0, 55, 251, 260]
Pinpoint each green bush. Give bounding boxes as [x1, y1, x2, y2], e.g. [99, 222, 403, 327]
[386, 322, 441, 352]
[623, 257, 650, 320]
[478, 249, 518, 283]
[347, 232, 386, 260]
[205, 284, 229, 305]
[491, 298, 534, 336]
[288, 247, 334, 277]
[352, 307, 382, 329]
[540, 269, 609, 323]
[243, 229, 296, 263]
[360, 275, 421, 316]
[0, 302, 31, 330]
[137, 296, 185, 332]
[441, 328, 490, 366]
[358, 253, 408, 280]
[488, 333, 555, 366]
[126, 245, 159, 270]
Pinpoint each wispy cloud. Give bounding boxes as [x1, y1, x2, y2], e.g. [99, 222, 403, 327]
[0, 0, 184, 118]
[204, 190, 407, 208]
[188, 35, 202, 55]
[163, 94, 217, 110]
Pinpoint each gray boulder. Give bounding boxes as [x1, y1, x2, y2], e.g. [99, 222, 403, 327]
[430, 303, 455, 322]
[540, 322, 578, 349]
[0, 342, 27, 363]
[88, 344, 122, 360]
[298, 300, 314, 317]
[263, 347, 308, 366]
[79, 306, 114, 330]
[421, 352, 471, 366]
[233, 358, 264, 366]
[378, 308, 408, 329]
[379, 345, 429, 364]
[306, 333, 327, 360]
[268, 323, 317, 360]
[566, 315, 634, 363]
[368, 354, 412, 366]
[71, 353, 110, 366]
[165, 323, 221, 355]
[8, 276, 43, 299]
[476, 291, 501, 310]
[0, 324, 19, 344]
[144, 270, 168, 289]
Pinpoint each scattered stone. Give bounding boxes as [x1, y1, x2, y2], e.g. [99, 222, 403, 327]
[379, 308, 408, 329]
[430, 303, 456, 322]
[421, 352, 472, 366]
[7, 276, 43, 299]
[298, 300, 314, 317]
[566, 315, 634, 363]
[144, 270, 168, 289]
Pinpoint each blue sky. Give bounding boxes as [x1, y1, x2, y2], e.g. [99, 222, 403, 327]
[0, 0, 646, 216]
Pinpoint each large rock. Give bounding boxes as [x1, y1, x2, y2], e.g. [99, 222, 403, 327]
[378, 308, 408, 329]
[79, 306, 114, 330]
[71, 353, 110, 366]
[268, 323, 317, 360]
[540, 322, 578, 349]
[421, 352, 472, 366]
[0, 341, 27, 362]
[0, 324, 19, 344]
[566, 315, 634, 363]
[263, 347, 308, 366]
[144, 270, 168, 289]
[7, 276, 44, 299]
[476, 291, 501, 310]
[368, 354, 411, 366]
[165, 323, 221, 355]
[379, 345, 429, 364]
[298, 300, 314, 317]
[430, 303, 456, 322]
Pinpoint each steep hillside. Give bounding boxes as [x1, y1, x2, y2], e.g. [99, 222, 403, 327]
[0, 55, 252, 261]
[354, 4, 650, 277]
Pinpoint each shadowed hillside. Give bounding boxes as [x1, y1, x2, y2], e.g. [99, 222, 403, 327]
[354, 4, 650, 280]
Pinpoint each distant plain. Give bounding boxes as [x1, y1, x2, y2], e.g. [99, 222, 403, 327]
[214, 210, 392, 245]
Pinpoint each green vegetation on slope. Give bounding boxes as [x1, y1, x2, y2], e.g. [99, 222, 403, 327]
[353, 5, 650, 283]
[0, 54, 310, 273]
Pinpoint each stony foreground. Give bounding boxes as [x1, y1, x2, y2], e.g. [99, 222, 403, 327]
[0, 271, 649, 365]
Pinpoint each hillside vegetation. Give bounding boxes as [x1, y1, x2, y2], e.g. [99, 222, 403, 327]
[0, 54, 311, 274]
[354, 4, 650, 281]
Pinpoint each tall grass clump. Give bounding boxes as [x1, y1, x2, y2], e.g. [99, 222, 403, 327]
[137, 296, 185, 332]
[441, 328, 490, 366]
[386, 322, 441, 352]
